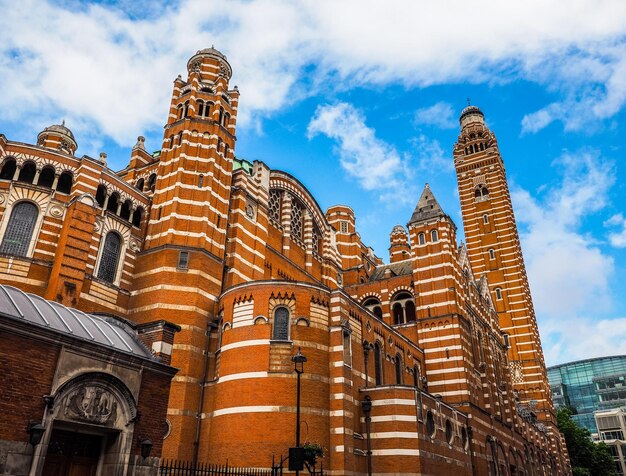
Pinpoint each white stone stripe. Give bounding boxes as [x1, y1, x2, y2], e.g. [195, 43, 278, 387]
[218, 371, 268, 383]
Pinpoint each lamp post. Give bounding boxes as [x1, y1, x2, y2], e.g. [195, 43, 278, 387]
[27, 422, 45, 446]
[292, 347, 307, 476]
[361, 396, 373, 476]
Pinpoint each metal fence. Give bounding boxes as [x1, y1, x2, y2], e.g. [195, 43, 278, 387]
[159, 460, 274, 476]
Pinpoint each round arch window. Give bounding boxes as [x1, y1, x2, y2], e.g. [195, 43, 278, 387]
[426, 411, 435, 438]
[445, 419, 453, 444]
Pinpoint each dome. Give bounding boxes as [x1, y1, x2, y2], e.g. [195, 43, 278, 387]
[459, 105, 484, 122]
[41, 121, 75, 141]
[195, 46, 227, 61]
[392, 225, 407, 235]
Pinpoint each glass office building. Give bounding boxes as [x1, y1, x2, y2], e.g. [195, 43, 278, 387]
[548, 355, 626, 433]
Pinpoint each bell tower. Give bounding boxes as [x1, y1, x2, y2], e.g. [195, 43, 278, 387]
[453, 105, 553, 421]
[129, 47, 239, 459]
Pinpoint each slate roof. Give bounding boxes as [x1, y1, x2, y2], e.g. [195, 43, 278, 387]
[408, 184, 446, 225]
[0, 285, 154, 359]
[369, 260, 413, 281]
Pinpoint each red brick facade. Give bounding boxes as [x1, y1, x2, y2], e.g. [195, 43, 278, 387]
[0, 48, 569, 475]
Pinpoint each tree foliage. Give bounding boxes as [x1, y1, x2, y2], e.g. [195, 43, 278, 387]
[556, 407, 616, 476]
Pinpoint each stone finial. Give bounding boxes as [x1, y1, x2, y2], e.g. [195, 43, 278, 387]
[99, 152, 107, 165]
[134, 136, 146, 150]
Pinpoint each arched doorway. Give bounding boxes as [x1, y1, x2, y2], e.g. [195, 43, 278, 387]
[32, 372, 138, 476]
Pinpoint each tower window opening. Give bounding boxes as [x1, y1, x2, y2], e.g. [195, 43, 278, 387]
[0, 158, 17, 180]
[495, 287, 503, 300]
[38, 166, 55, 188]
[183, 101, 190, 117]
[483, 213, 489, 224]
[465, 147, 468, 155]
[224, 144, 230, 158]
[489, 248, 495, 260]
[148, 173, 157, 193]
[217, 138, 222, 153]
[205, 101, 213, 118]
[56, 171, 73, 194]
[219, 107, 225, 126]
[136, 178, 144, 191]
[342, 329, 352, 367]
[18, 161, 36, 184]
[391, 291, 416, 324]
[395, 353, 403, 385]
[374, 341, 383, 385]
[198, 174, 204, 188]
[169, 135, 174, 149]
[177, 251, 189, 270]
[176, 105, 183, 120]
[106, 193, 119, 214]
[431, 229, 439, 242]
[363, 297, 383, 320]
[480, 142, 485, 151]
[224, 112, 231, 127]
[132, 207, 144, 228]
[95, 185, 107, 208]
[120, 200, 132, 221]
[197, 100, 205, 117]
[340, 221, 348, 233]
[177, 131, 183, 146]
[418, 232, 425, 245]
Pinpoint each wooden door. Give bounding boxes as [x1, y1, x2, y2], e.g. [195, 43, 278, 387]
[42, 430, 101, 476]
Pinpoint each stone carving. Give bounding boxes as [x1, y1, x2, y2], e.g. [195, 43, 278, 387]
[64, 385, 117, 425]
[48, 204, 64, 218]
[129, 238, 141, 252]
[0, 194, 5, 205]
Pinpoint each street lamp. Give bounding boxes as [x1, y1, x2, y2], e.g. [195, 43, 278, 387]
[362, 396, 373, 476]
[27, 422, 45, 446]
[292, 347, 307, 476]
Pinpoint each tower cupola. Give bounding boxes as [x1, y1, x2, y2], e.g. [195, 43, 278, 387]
[36, 121, 77, 155]
[459, 104, 485, 128]
[389, 225, 411, 263]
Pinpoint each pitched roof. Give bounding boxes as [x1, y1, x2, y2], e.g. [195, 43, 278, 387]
[408, 183, 446, 225]
[369, 260, 413, 281]
[0, 285, 154, 359]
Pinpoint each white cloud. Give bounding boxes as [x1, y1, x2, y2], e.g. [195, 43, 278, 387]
[1, 0, 626, 153]
[511, 150, 618, 364]
[307, 102, 409, 200]
[414, 102, 456, 129]
[542, 316, 626, 365]
[604, 213, 626, 247]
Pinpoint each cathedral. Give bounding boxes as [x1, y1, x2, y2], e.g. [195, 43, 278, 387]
[0, 47, 571, 475]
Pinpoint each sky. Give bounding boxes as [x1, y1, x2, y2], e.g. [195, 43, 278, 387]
[1, 0, 626, 366]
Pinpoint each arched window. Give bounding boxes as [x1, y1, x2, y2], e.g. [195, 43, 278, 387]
[224, 112, 231, 127]
[0, 158, 16, 180]
[395, 353, 403, 385]
[483, 213, 489, 224]
[107, 193, 119, 214]
[38, 166, 55, 188]
[18, 161, 36, 183]
[363, 297, 383, 320]
[177, 131, 183, 145]
[219, 107, 225, 126]
[413, 365, 420, 388]
[95, 185, 107, 208]
[272, 306, 290, 341]
[426, 411, 435, 437]
[418, 233, 425, 245]
[136, 178, 144, 191]
[132, 207, 144, 228]
[0, 202, 38, 257]
[374, 341, 383, 386]
[120, 200, 132, 221]
[431, 229, 438, 242]
[56, 171, 73, 194]
[97, 232, 122, 284]
[445, 420, 453, 444]
[475, 186, 489, 199]
[489, 249, 495, 260]
[183, 101, 190, 117]
[495, 288, 503, 300]
[224, 144, 230, 158]
[204, 102, 213, 118]
[197, 100, 205, 117]
[148, 173, 157, 192]
[391, 292, 415, 325]
[176, 105, 183, 120]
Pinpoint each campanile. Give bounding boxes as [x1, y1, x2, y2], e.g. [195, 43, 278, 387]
[453, 105, 553, 421]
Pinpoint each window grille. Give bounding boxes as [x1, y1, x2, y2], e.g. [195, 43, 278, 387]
[312, 225, 322, 254]
[290, 198, 303, 241]
[178, 251, 189, 269]
[97, 232, 121, 284]
[268, 190, 281, 223]
[340, 221, 348, 233]
[273, 307, 290, 340]
[0, 202, 38, 257]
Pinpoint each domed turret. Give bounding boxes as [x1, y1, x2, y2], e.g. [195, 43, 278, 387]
[389, 224, 410, 263]
[37, 121, 77, 155]
[459, 104, 485, 128]
[186, 46, 232, 81]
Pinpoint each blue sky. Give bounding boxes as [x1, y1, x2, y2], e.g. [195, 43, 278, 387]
[1, 0, 626, 365]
